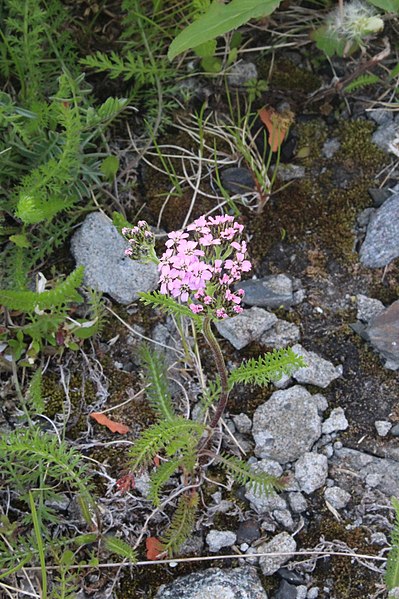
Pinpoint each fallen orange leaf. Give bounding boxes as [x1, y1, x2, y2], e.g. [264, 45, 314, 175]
[146, 537, 164, 560]
[258, 106, 293, 153]
[90, 412, 130, 434]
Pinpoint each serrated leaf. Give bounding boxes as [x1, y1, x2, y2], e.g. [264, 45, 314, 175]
[168, 0, 282, 60]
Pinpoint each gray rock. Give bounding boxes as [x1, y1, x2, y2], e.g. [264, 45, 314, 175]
[237, 275, 294, 309]
[258, 532, 297, 576]
[260, 320, 301, 349]
[362, 300, 399, 364]
[45, 494, 70, 512]
[372, 122, 399, 154]
[375, 420, 392, 437]
[253, 386, 322, 464]
[322, 138, 340, 158]
[296, 588, 308, 599]
[227, 61, 258, 87]
[206, 530, 237, 553]
[71, 212, 158, 304]
[216, 307, 277, 350]
[291, 344, 342, 388]
[322, 408, 349, 434]
[359, 193, 399, 267]
[368, 109, 394, 126]
[391, 424, 399, 436]
[295, 453, 328, 495]
[307, 589, 319, 599]
[370, 532, 387, 546]
[273, 509, 295, 530]
[368, 187, 392, 207]
[221, 167, 255, 194]
[232, 413, 252, 434]
[154, 567, 268, 599]
[332, 447, 399, 497]
[236, 520, 260, 544]
[275, 164, 305, 182]
[245, 460, 286, 513]
[273, 580, 297, 599]
[324, 486, 351, 509]
[288, 492, 308, 513]
[277, 568, 305, 585]
[389, 589, 399, 599]
[356, 294, 385, 323]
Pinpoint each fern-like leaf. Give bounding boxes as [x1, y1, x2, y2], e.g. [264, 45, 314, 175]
[0, 266, 84, 311]
[102, 536, 137, 562]
[140, 344, 175, 422]
[386, 497, 399, 590]
[81, 51, 171, 85]
[27, 368, 44, 413]
[149, 458, 183, 506]
[344, 74, 380, 93]
[228, 348, 305, 388]
[160, 492, 199, 556]
[215, 453, 285, 496]
[139, 291, 203, 329]
[129, 417, 205, 472]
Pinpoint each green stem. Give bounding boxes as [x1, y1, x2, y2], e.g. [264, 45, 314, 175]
[201, 316, 229, 430]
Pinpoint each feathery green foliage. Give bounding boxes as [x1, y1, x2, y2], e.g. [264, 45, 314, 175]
[0, 266, 84, 312]
[0, 427, 94, 525]
[102, 536, 137, 562]
[27, 368, 44, 413]
[140, 344, 176, 421]
[139, 291, 203, 329]
[215, 453, 285, 495]
[344, 74, 381, 92]
[148, 457, 185, 506]
[386, 497, 399, 590]
[0, 0, 76, 105]
[81, 50, 171, 86]
[129, 417, 205, 472]
[160, 492, 199, 556]
[228, 348, 305, 387]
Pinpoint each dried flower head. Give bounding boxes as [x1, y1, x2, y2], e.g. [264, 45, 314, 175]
[122, 221, 157, 263]
[327, 0, 384, 42]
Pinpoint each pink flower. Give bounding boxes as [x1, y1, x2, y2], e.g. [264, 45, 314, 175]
[216, 308, 228, 319]
[189, 304, 204, 314]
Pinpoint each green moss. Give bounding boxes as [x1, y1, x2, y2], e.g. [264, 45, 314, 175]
[338, 119, 387, 171]
[42, 374, 96, 438]
[257, 57, 321, 94]
[296, 120, 329, 166]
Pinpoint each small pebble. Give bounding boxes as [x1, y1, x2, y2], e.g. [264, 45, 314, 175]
[375, 420, 392, 437]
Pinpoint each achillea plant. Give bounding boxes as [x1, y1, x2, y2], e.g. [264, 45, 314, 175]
[121, 215, 304, 556]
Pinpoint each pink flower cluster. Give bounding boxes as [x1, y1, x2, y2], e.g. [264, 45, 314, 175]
[158, 214, 251, 319]
[122, 221, 156, 262]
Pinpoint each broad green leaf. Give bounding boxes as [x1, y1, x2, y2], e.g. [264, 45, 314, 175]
[9, 233, 30, 248]
[367, 0, 399, 13]
[168, 0, 282, 60]
[311, 26, 348, 57]
[201, 56, 223, 73]
[193, 39, 217, 58]
[100, 155, 119, 181]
